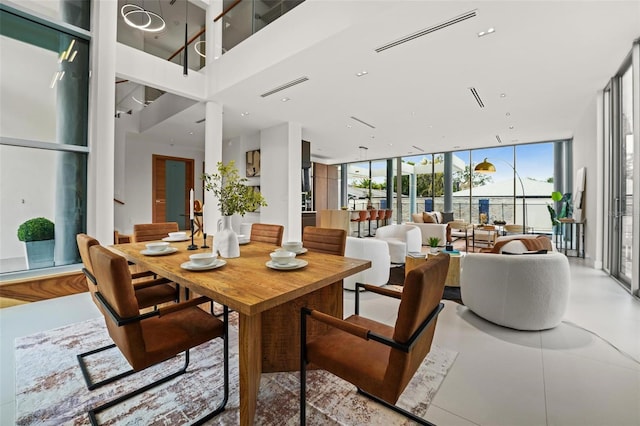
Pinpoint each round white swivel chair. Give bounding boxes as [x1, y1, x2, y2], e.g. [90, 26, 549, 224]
[374, 224, 421, 264]
[460, 251, 570, 330]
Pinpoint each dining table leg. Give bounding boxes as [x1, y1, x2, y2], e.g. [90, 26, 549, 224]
[239, 313, 262, 426]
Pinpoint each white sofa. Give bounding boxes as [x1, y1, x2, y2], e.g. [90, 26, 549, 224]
[405, 212, 448, 246]
[460, 251, 570, 330]
[374, 224, 422, 264]
[343, 236, 390, 290]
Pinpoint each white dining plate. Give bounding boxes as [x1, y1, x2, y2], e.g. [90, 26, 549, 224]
[180, 259, 227, 271]
[162, 236, 190, 242]
[265, 259, 308, 270]
[140, 247, 178, 256]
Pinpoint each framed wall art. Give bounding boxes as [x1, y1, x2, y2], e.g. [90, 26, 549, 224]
[246, 150, 261, 177]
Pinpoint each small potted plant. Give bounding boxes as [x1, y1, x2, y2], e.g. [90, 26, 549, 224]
[202, 160, 267, 257]
[17, 217, 55, 269]
[428, 236, 441, 254]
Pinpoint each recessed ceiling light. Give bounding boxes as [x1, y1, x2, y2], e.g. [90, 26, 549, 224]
[355, 71, 368, 77]
[509, 125, 514, 130]
[478, 27, 495, 37]
[500, 93, 507, 98]
[189, 131, 194, 135]
[370, 135, 375, 139]
[506, 112, 511, 116]
[346, 124, 352, 128]
[281, 97, 290, 102]
[240, 112, 250, 117]
[388, 143, 393, 146]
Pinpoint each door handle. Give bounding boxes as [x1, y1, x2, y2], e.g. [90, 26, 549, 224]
[155, 199, 166, 203]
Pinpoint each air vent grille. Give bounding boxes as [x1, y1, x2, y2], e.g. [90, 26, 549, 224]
[350, 116, 376, 129]
[195, 118, 206, 124]
[469, 87, 485, 108]
[411, 145, 425, 152]
[495, 134, 502, 144]
[260, 77, 309, 97]
[375, 9, 477, 53]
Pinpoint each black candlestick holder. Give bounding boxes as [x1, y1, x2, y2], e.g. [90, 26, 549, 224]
[201, 232, 209, 249]
[187, 219, 198, 250]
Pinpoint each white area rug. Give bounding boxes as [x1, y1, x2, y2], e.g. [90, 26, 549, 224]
[15, 314, 457, 425]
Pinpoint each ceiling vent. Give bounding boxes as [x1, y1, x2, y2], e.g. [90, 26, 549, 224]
[195, 118, 206, 124]
[260, 76, 309, 97]
[350, 116, 376, 129]
[495, 134, 503, 144]
[411, 145, 425, 152]
[375, 9, 477, 53]
[469, 87, 485, 108]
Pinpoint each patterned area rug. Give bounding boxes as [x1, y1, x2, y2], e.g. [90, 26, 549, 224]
[15, 314, 457, 425]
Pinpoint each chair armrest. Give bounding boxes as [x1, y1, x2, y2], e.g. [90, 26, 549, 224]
[132, 277, 172, 290]
[158, 296, 211, 316]
[131, 270, 156, 279]
[357, 283, 402, 300]
[306, 309, 370, 340]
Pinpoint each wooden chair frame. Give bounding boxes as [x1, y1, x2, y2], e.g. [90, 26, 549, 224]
[300, 282, 444, 425]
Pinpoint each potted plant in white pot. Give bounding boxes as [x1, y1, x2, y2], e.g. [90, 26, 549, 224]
[202, 160, 266, 258]
[17, 217, 55, 269]
[428, 236, 440, 254]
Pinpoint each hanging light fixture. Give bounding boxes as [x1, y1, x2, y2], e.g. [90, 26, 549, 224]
[194, 41, 206, 58]
[183, 0, 188, 76]
[120, 1, 166, 32]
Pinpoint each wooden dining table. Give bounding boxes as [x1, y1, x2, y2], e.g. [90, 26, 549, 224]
[110, 238, 370, 425]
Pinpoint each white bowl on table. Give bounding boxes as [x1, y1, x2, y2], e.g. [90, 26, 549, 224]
[270, 250, 296, 266]
[282, 241, 303, 253]
[189, 252, 218, 266]
[146, 242, 170, 253]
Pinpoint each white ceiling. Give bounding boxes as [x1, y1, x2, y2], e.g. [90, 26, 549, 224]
[133, 1, 640, 164]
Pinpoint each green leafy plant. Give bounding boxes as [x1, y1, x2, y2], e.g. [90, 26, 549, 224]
[17, 217, 54, 242]
[547, 191, 564, 227]
[202, 160, 267, 216]
[428, 237, 441, 248]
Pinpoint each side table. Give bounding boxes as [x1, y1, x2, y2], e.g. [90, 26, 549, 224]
[405, 253, 461, 287]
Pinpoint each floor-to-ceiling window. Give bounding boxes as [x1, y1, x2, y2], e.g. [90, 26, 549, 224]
[0, 2, 90, 275]
[603, 40, 639, 296]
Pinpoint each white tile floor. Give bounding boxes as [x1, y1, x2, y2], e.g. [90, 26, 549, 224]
[1, 260, 639, 425]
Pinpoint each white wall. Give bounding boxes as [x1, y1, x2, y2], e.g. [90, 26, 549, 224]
[572, 94, 598, 267]
[115, 134, 204, 235]
[260, 122, 302, 242]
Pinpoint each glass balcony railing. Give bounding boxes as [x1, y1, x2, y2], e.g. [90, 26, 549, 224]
[221, 0, 305, 53]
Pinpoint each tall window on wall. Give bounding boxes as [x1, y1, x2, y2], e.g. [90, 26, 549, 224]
[0, 3, 90, 275]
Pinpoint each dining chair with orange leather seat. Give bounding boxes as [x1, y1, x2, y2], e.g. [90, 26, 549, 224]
[85, 245, 229, 426]
[300, 254, 450, 425]
[131, 222, 180, 242]
[249, 223, 285, 246]
[302, 226, 347, 256]
[76, 234, 179, 390]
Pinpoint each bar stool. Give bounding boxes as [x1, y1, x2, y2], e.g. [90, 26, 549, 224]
[384, 209, 393, 226]
[352, 210, 368, 238]
[367, 209, 377, 237]
[376, 209, 386, 230]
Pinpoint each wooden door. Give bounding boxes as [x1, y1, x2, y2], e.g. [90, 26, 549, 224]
[152, 155, 194, 229]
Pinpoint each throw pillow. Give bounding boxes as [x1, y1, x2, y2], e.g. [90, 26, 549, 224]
[503, 250, 549, 255]
[423, 212, 435, 223]
[411, 213, 424, 223]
